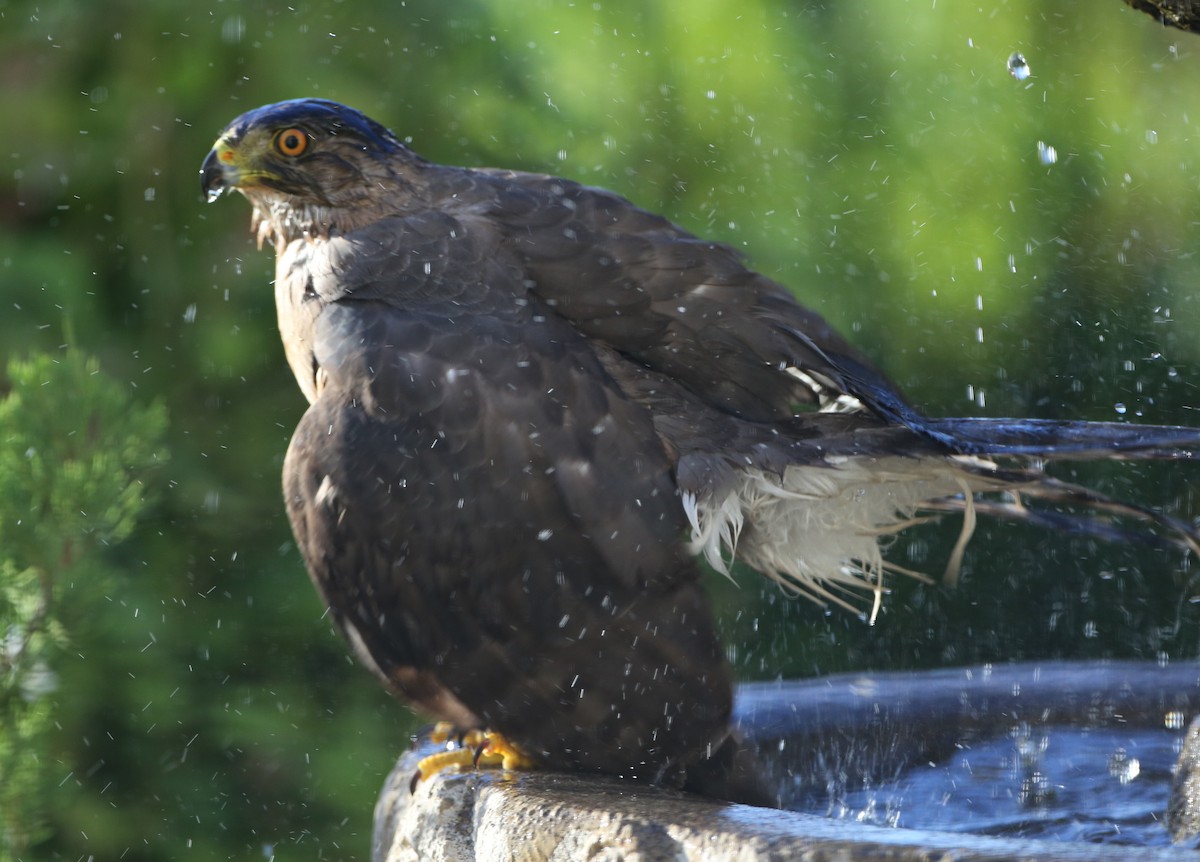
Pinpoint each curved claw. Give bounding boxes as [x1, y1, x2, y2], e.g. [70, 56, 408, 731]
[473, 731, 536, 771]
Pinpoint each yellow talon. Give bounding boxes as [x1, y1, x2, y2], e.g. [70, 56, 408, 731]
[474, 732, 536, 771]
[459, 728, 488, 749]
[410, 729, 535, 791]
[411, 748, 478, 791]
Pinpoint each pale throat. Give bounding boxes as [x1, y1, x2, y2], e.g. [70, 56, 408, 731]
[244, 189, 390, 252]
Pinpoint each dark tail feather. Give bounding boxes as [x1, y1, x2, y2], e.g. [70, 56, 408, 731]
[926, 467, 1200, 553]
[820, 347, 1200, 459]
[923, 445, 1200, 588]
[917, 416, 1200, 459]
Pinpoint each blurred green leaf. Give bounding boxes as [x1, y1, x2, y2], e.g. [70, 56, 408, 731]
[3, 1, 1200, 858]
[0, 348, 166, 858]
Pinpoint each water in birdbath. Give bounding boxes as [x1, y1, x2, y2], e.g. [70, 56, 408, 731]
[803, 723, 1179, 845]
[736, 662, 1200, 849]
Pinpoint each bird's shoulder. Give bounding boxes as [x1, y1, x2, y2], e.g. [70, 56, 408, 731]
[438, 165, 901, 423]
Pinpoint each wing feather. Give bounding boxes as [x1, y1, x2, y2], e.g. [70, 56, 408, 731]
[457, 168, 905, 422]
[283, 291, 731, 776]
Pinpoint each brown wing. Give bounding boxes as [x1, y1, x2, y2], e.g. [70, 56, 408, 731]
[450, 168, 910, 424]
[282, 281, 732, 779]
[290, 163, 906, 424]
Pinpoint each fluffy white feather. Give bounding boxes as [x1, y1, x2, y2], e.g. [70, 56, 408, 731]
[682, 455, 996, 622]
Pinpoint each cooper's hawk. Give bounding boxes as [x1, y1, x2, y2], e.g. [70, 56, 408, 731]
[200, 99, 1200, 801]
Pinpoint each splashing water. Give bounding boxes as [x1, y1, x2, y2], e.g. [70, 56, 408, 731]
[1007, 52, 1031, 81]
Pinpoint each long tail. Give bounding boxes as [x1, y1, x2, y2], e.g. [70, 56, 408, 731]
[824, 349, 1200, 457]
[918, 417, 1200, 587]
[682, 416, 1200, 622]
[928, 457, 1200, 582]
[917, 416, 1200, 459]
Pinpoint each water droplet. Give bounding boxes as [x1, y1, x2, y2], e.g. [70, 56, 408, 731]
[1019, 770, 1053, 805]
[1007, 52, 1031, 81]
[1036, 141, 1057, 165]
[182, 303, 197, 324]
[1108, 748, 1140, 784]
[1114, 402, 1127, 415]
[221, 15, 246, 44]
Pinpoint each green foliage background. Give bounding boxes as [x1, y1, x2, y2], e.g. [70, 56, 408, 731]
[4, 0, 1200, 858]
[0, 349, 167, 856]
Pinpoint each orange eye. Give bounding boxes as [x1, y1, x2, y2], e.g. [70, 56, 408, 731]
[274, 128, 308, 157]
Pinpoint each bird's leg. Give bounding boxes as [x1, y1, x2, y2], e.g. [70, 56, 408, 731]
[409, 726, 535, 792]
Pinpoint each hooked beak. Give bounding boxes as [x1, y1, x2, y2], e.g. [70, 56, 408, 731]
[200, 143, 239, 202]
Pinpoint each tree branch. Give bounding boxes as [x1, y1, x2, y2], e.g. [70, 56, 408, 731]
[1124, 0, 1200, 32]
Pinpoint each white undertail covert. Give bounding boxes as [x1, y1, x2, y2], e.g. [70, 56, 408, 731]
[682, 455, 995, 622]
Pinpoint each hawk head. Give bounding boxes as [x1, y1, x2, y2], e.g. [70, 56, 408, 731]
[200, 99, 414, 245]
